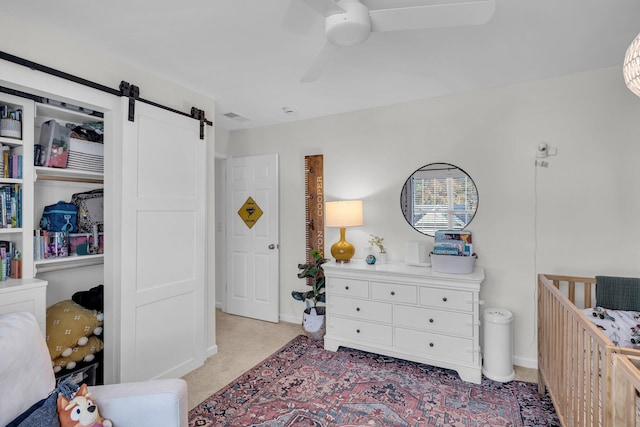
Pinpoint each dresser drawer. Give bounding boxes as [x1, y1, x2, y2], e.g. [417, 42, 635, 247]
[371, 281, 417, 304]
[395, 328, 474, 363]
[395, 305, 473, 337]
[329, 277, 369, 298]
[419, 287, 473, 312]
[327, 317, 393, 346]
[330, 296, 392, 323]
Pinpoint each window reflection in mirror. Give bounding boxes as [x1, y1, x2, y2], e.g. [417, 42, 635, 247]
[400, 163, 478, 237]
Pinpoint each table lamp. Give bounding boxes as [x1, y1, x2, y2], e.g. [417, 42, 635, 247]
[325, 200, 363, 263]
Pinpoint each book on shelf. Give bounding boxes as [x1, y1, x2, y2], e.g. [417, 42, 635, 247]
[34, 144, 43, 166]
[0, 184, 20, 228]
[0, 240, 15, 279]
[34, 229, 50, 260]
[0, 145, 23, 179]
[34, 229, 40, 260]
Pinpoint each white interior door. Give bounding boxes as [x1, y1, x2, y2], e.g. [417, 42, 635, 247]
[226, 154, 279, 323]
[119, 99, 206, 382]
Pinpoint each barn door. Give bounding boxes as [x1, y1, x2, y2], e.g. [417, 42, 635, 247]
[119, 99, 206, 381]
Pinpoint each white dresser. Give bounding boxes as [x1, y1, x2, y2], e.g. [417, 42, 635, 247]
[323, 261, 485, 383]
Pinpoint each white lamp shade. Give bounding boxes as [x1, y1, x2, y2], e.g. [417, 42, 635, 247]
[325, 200, 363, 227]
[624, 31, 640, 97]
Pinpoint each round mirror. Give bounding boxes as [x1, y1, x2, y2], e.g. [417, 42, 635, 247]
[400, 163, 478, 236]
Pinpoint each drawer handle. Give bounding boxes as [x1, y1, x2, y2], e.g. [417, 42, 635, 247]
[356, 329, 361, 334]
[442, 297, 448, 302]
[429, 318, 434, 323]
[356, 307, 360, 312]
[345, 286, 349, 290]
[429, 342, 434, 348]
[390, 291, 395, 296]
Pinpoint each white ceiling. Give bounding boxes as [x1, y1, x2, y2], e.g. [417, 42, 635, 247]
[1, 0, 639, 130]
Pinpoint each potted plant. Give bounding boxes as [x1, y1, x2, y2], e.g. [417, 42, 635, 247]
[292, 249, 327, 340]
[369, 234, 387, 263]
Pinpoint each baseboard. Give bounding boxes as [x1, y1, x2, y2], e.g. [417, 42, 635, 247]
[279, 313, 301, 325]
[513, 356, 537, 369]
[205, 344, 219, 358]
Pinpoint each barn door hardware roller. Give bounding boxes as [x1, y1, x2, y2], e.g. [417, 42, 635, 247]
[191, 107, 213, 140]
[119, 81, 140, 122]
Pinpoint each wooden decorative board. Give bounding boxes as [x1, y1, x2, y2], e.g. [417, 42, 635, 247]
[304, 155, 324, 265]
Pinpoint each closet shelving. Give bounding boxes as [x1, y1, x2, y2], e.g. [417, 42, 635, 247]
[35, 166, 103, 183]
[0, 93, 34, 283]
[0, 93, 48, 331]
[33, 102, 104, 276]
[0, 93, 106, 287]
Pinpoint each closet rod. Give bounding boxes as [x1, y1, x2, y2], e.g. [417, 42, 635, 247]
[0, 50, 213, 131]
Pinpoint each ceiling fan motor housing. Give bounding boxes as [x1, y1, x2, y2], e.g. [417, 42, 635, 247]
[326, 0, 371, 46]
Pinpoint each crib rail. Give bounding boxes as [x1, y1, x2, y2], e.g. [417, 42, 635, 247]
[538, 274, 613, 427]
[612, 354, 640, 426]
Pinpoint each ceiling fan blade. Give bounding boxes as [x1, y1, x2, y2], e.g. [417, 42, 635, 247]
[370, 0, 496, 32]
[300, 0, 345, 17]
[301, 42, 336, 83]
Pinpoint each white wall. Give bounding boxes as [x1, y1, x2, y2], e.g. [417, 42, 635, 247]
[224, 66, 640, 367]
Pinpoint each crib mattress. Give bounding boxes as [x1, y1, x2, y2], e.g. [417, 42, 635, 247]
[582, 306, 640, 349]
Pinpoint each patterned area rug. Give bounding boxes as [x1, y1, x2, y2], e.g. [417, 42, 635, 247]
[189, 335, 559, 427]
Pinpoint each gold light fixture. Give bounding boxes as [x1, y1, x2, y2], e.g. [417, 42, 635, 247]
[624, 32, 640, 97]
[325, 200, 363, 263]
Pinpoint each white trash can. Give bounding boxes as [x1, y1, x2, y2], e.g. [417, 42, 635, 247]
[482, 307, 515, 382]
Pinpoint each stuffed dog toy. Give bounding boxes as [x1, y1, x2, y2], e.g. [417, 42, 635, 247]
[57, 384, 113, 427]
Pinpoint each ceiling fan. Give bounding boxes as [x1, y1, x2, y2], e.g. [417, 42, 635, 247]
[294, 0, 496, 82]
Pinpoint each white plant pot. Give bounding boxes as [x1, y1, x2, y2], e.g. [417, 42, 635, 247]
[302, 306, 326, 341]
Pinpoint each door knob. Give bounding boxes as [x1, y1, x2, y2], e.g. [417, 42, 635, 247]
[268, 244, 276, 249]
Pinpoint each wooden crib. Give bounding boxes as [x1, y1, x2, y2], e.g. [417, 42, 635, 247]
[612, 354, 640, 426]
[537, 274, 640, 427]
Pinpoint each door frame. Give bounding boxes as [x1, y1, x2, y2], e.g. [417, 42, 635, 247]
[215, 153, 228, 312]
[0, 62, 121, 383]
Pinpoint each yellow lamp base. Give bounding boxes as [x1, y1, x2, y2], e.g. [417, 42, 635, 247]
[330, 227, 355, 263]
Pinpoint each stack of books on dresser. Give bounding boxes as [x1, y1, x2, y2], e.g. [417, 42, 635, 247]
[433, 230, 473, 256]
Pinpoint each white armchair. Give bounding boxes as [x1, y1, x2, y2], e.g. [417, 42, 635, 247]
[0, 311, 188, 427]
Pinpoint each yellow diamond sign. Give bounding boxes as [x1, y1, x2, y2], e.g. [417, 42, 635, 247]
[238, 197, 263, 229]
